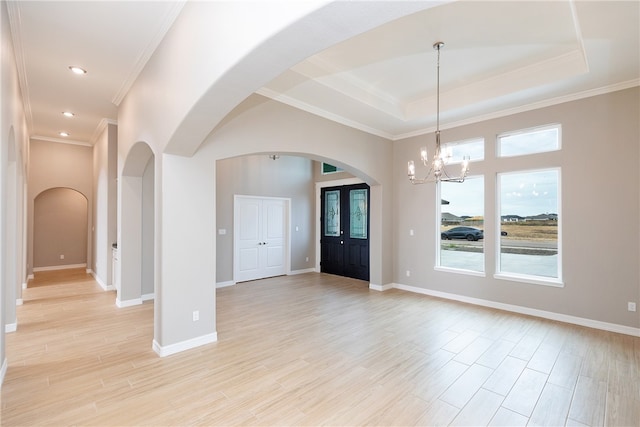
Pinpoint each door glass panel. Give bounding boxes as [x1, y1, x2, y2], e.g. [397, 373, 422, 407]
[349, 189, 368, 239]
[324, 190, 340, 236]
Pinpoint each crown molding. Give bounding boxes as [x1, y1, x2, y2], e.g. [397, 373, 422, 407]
[260, 79, 639, 143]
[111, 1, 186, 105]
[255, 88, 395, 140]
[90, 118, 118, 145]
[30, 135, 92, 147]
[394, 79, 640, 141]
[6, 2, 34, 132]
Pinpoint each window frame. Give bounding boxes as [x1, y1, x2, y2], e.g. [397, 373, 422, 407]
[435, 174, 486, 277]
[494, 167, 563, 287]
[497, 124, 561, 158]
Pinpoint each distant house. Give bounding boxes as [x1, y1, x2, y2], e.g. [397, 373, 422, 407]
[441, 212, 462, 224]
[502, 215, 524, 222]
[526, 213, 558, 221]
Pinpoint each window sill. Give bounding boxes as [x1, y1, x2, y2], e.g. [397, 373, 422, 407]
[435, 266, 485, 278]
[494, 272, 564, 288]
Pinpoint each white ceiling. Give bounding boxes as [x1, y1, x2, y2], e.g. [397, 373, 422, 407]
[7, 1, 640, 146]
[7, 0, 185, 145]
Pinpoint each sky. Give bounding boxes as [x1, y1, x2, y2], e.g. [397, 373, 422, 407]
[439, 126, 559, 218]
[441, 169, 558, 217]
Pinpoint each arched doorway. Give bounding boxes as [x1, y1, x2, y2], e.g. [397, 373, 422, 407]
[33, 188, 88, 271]
[119, 142, 155, 307]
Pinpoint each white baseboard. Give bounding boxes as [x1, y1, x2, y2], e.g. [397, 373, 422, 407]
[216, 280, 235, 288]
[116, 298, 142, 308]
[33, 263, 87, 272]
[152, 332, 218, 357]
[369, 283, 393, 291]
[388, 283, 640, 338]
[141, 293, 155, 302]
[90, 271, 109, 291]
[16, 298, 23, 306]
[0, 357, 7, 388]
[289, 268, 316, 275]
[5, 323, 17, 333]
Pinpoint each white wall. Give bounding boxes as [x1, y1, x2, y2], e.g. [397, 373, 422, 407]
[1, 0, 29, 385]
[141, 157, 154, 298]
[92, 123, 117, 288]
[394, 87, 640, 330]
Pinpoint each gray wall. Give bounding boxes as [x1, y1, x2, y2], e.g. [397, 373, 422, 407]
[216, 154, 315, 284]
[394, 87, 640, 328]
[33, 188, 88, 268]
[92, 123, 117, 286]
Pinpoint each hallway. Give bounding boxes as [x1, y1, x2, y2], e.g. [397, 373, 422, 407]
[2, 269, 639, 426]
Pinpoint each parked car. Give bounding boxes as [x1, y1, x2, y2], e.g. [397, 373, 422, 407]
[501, 230, 508, 236]
[441, 226, 484, 241]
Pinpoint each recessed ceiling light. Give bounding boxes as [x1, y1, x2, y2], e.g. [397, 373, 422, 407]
[68, 66, 87, 75]
[59, 131, 69, 137]
[62, 111, 75, 117]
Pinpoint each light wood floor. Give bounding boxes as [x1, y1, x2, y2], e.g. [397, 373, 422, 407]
[2, 269, 639, 426]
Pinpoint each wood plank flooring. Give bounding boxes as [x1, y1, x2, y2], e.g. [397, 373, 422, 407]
[2, 269, 639, 426]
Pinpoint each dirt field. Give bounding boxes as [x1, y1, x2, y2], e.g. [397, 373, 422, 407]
[500, 222, 557, 240]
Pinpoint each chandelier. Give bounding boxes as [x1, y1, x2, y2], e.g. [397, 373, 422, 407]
[408, 41, 469, 184]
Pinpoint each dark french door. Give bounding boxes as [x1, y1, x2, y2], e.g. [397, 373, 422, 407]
[320, 183, 370, 281]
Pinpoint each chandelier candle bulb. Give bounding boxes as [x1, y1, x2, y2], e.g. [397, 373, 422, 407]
[408, 161, 416, 179]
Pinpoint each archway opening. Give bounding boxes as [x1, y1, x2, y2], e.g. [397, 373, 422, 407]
[33, 188, 88, 274]
[119, 142, 155, 307]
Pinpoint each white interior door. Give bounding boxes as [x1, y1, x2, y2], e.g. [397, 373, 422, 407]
[234, 196, 288, 282]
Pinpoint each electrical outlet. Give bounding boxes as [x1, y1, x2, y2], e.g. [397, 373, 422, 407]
[192, 310, 200, 321]
[409, 229, 414, 236]
[628, 302, 636, 312]
[60, 254, 64, 260]
[406, 270, 411, 277]
[305, 257, 309, 262]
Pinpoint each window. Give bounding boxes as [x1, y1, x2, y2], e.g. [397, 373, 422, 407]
[498, 125, 560, 157]
[443, 137, 484, 163]
[324, 190, 340, 236]
[438, 176, 484, 274]
[322, 163, 343, 174]
[497, 169, 561, 284]
[349, 189, 368, 239]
